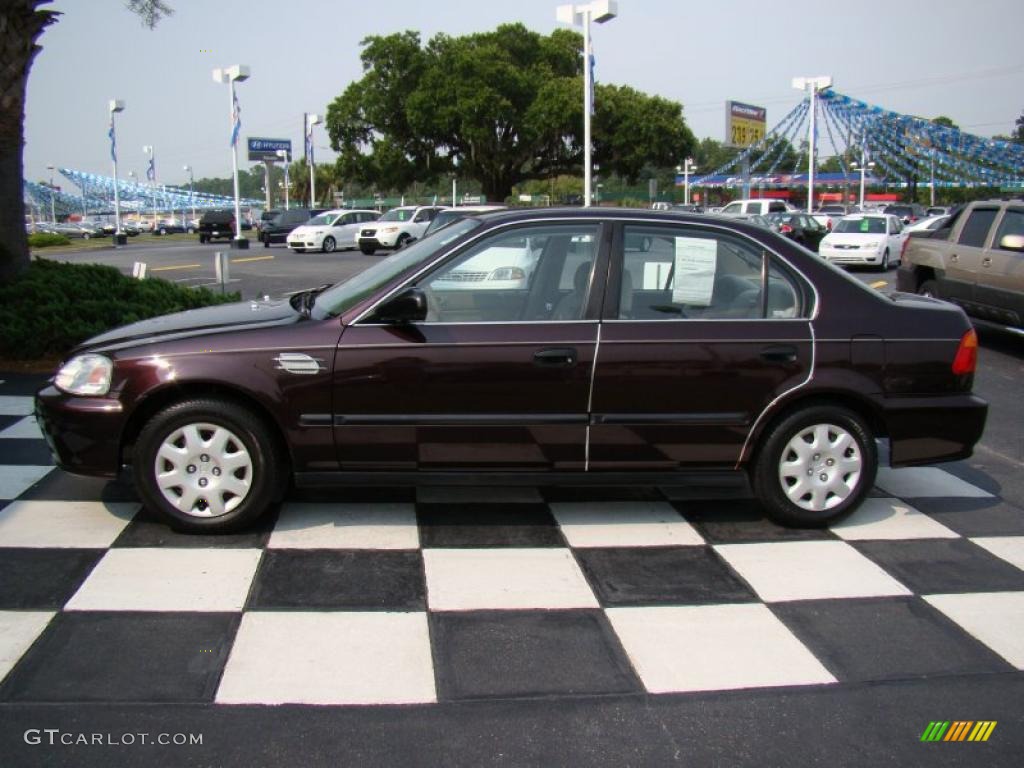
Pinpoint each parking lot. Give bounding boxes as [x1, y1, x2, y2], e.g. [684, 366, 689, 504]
[2, 237, 1023, 765]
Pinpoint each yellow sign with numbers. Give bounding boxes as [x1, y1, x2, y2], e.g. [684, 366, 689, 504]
[726, 101, 767, 148]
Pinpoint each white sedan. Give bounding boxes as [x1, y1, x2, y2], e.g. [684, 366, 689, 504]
[818, 214, 905, 270]
[286, 209, 379, 253]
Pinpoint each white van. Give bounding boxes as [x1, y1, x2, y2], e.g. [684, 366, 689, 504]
[719, 199, 790, 216]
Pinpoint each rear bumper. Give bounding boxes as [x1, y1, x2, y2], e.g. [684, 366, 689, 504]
[34, 386, 126, 477]
[882, 393, 988, 466]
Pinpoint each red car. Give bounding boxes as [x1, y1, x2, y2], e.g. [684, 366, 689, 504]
[36, 209, 987, 532]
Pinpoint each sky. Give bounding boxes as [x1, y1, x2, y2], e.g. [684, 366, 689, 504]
[23, 0, 1024, 189]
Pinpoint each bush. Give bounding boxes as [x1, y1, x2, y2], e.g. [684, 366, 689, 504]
[28, 233, 72, 247]
[0, 259, 240, 359]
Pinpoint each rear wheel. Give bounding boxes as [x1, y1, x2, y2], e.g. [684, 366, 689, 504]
[263, 235, 270, 248]
[918, 279, 939, 298]
[322, 236, 336, 253]
[134, 398, 284, 533]
[752, 405, 876, 527]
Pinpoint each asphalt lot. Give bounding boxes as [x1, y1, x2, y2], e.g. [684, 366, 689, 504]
[3, 237, 1021, 766]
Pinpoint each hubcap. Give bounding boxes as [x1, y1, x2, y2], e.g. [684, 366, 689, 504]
[154, 422, 253, 518]
[778, 423, 862, 512]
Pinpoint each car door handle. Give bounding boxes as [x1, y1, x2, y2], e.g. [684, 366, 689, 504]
[534, 347, 577, 367]
[950, 254, 959, 262]
[760, 345, 798, 364]
[982, 257, 992, 267]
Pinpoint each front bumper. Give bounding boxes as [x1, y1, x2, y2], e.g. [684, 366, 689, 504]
[34, 385, 126, 477]
[820, 247, 883, 265]
[883, 393, 988, 466]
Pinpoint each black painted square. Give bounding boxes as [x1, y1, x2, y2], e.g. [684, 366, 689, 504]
[248, 549, 425, 610]
[430, 610, 640, 700]
[113, 504, 276, 548]
[16, 470, 138, 503]
[0, 549, 103, 609]
[909, 497, 1024, 538]
[676, 500, 835, 544]
[417, 503, 563, 548]
[853, 538, 1024, 594]
[0, 612, 238, 702]
[772, 597, 1012, 682]
[575, 546, 757, 606]
[0, 439, 54, 466]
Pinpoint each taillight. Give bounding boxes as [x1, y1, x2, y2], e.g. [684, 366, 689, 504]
[900, 236, 911, 261]
[780, 224, 793, 234]
[951, 329, 978, 375]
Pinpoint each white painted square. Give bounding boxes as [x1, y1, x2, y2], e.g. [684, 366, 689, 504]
[925, 592, 1024, 669]
[875, 467, 993, 499]
[606, 604, 836, 693]
[715, 541, 912, 602]
[0, 416, 42, 440]
[0, 611, 54, 683]
[0, 396, 33, 417]
[416, 486, 543, 504]
[0, 500, 135, 548]
[0, 466, 52, 502]
[551, 501, 705, 548]
[216, 611, 436, 705]
[970, 537, 1024, 572]
[65, 548, 261, 612]
[830, 497, 959, 541]
[269, 503, 419, 550]
[424, 548, 598, 610]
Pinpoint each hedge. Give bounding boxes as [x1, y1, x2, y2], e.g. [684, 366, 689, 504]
[28, 233, 72, 248]
[0, 259, 240, 359]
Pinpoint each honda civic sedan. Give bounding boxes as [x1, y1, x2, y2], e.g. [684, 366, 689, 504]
[36, 208, 987, 533]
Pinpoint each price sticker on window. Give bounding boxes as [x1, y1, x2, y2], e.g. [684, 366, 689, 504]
[672, 237, 718, 306]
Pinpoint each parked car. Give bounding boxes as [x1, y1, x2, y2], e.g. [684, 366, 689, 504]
[765, 212, 828, 251]
[422, 206, 508, 238]
[897, 199, 1024, 333]
[883, 203, 927, 225]
[650, 202, 671, 211]
[903, 215, 950, 235]
[357, 205, 445, 254]
[926, 206, 951, 217]
[257, 209, 281, 236]
[816, 204, 860, 216]
[35, 208, 986, 534]
[51, 222, 99, 239]
[262, 208, 323, 247]
[719, 199, 790, 216]
[819, 214, 905, 270]
[286, 209, 380, 253]
[672, 204, 705, 213]
[153, 219, 190, 235]
[197, 210, 240, 244]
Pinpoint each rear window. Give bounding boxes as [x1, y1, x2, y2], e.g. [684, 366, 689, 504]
[201, 211, 233, 223]
[768, 201, 787, 213]
[957, 208, 999, 248]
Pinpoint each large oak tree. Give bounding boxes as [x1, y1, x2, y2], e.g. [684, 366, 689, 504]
[326, 24, 695, 202]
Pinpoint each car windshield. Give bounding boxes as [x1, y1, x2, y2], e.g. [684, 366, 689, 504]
[766, 213, 795, 223]
[379, 208, 415, 222]
[834, 217, 887, 234]
[313, 218, 482, 319]
[306, 213, 333, 226]
[424, 210, 465, 236]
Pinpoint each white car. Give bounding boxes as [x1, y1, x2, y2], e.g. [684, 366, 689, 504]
[357, 206, 444, 254]
[818, 214, 905, 270]
[719, 198, 790, 216]
[286, 209, 379, 253]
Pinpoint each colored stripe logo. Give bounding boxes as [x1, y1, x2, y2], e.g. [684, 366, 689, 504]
[921, 721, 996, 742]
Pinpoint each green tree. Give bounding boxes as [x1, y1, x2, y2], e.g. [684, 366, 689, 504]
[0, 1, 171, 284]
[326, 24, 695, 202]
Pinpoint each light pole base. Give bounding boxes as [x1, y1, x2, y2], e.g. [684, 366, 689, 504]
[231, 237, 250, 250]
[113, 234, 128, 246]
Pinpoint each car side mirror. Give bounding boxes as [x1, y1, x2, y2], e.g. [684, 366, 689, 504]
[999, 234, 1024, 252]
[374, 287, 427, 324]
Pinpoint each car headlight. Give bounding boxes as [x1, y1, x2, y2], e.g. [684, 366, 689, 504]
[382, 226, 399, 233]
[55, 354, 113, 396]
[863, 241, 883, 249]
[488, 266, 526, 281]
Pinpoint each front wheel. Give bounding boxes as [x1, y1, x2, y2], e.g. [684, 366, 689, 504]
[878, 249, 890, 272]
[322, 236, 336, 253]
[134, 398, 284, 533]
[752, 405, 876, 528]
[395, 233, 411, 250]
[359, 243, 376, 255]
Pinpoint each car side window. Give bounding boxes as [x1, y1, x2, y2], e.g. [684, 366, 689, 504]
[993, 209, 1024, 249]
[420, 224, 600, 323]
[958, 208, 999, 248]
[619, 225, 802, 321]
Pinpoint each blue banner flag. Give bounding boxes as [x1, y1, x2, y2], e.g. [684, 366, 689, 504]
[231, 90, 241, 148]
[108, 119, 116, 163]
[146, 154, 156, 182]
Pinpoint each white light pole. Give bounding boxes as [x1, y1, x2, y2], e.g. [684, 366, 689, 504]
[109, 100, 125, 241]
[680, 157, 698, 205]
[183, 164, 196, 226]
[275, 149, 290, 209]
[142, 144, 156, 229]
[792, 75, 832, 213]
[45, 164, 56, 222]
[853, 160, 875, 210]
[306, 114, 320, 206]
[557, 1, 618, 208]
[214, 65, 250, 247]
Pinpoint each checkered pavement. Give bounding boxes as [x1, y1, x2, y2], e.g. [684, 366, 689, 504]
[1, 378, 1023, 707]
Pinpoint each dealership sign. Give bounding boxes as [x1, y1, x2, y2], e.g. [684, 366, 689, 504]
[247, 137, 292, 162]
[725, 101, 766, 148]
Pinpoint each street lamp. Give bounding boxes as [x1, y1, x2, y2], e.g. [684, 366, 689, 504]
[275, 149, 290, 209]
[142, 144, 156, 229]
[213, 64, 251, 248]
[108, 99, 126, 242]
[678, 158, 698, 205]
[792, 75, 832, 213]
[556, 1, 618, 208]
[852, 160, 875, 210]
[45, 164, 56, 223]
[306, 114, 320, 206]
[183, 165, 196, 226]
